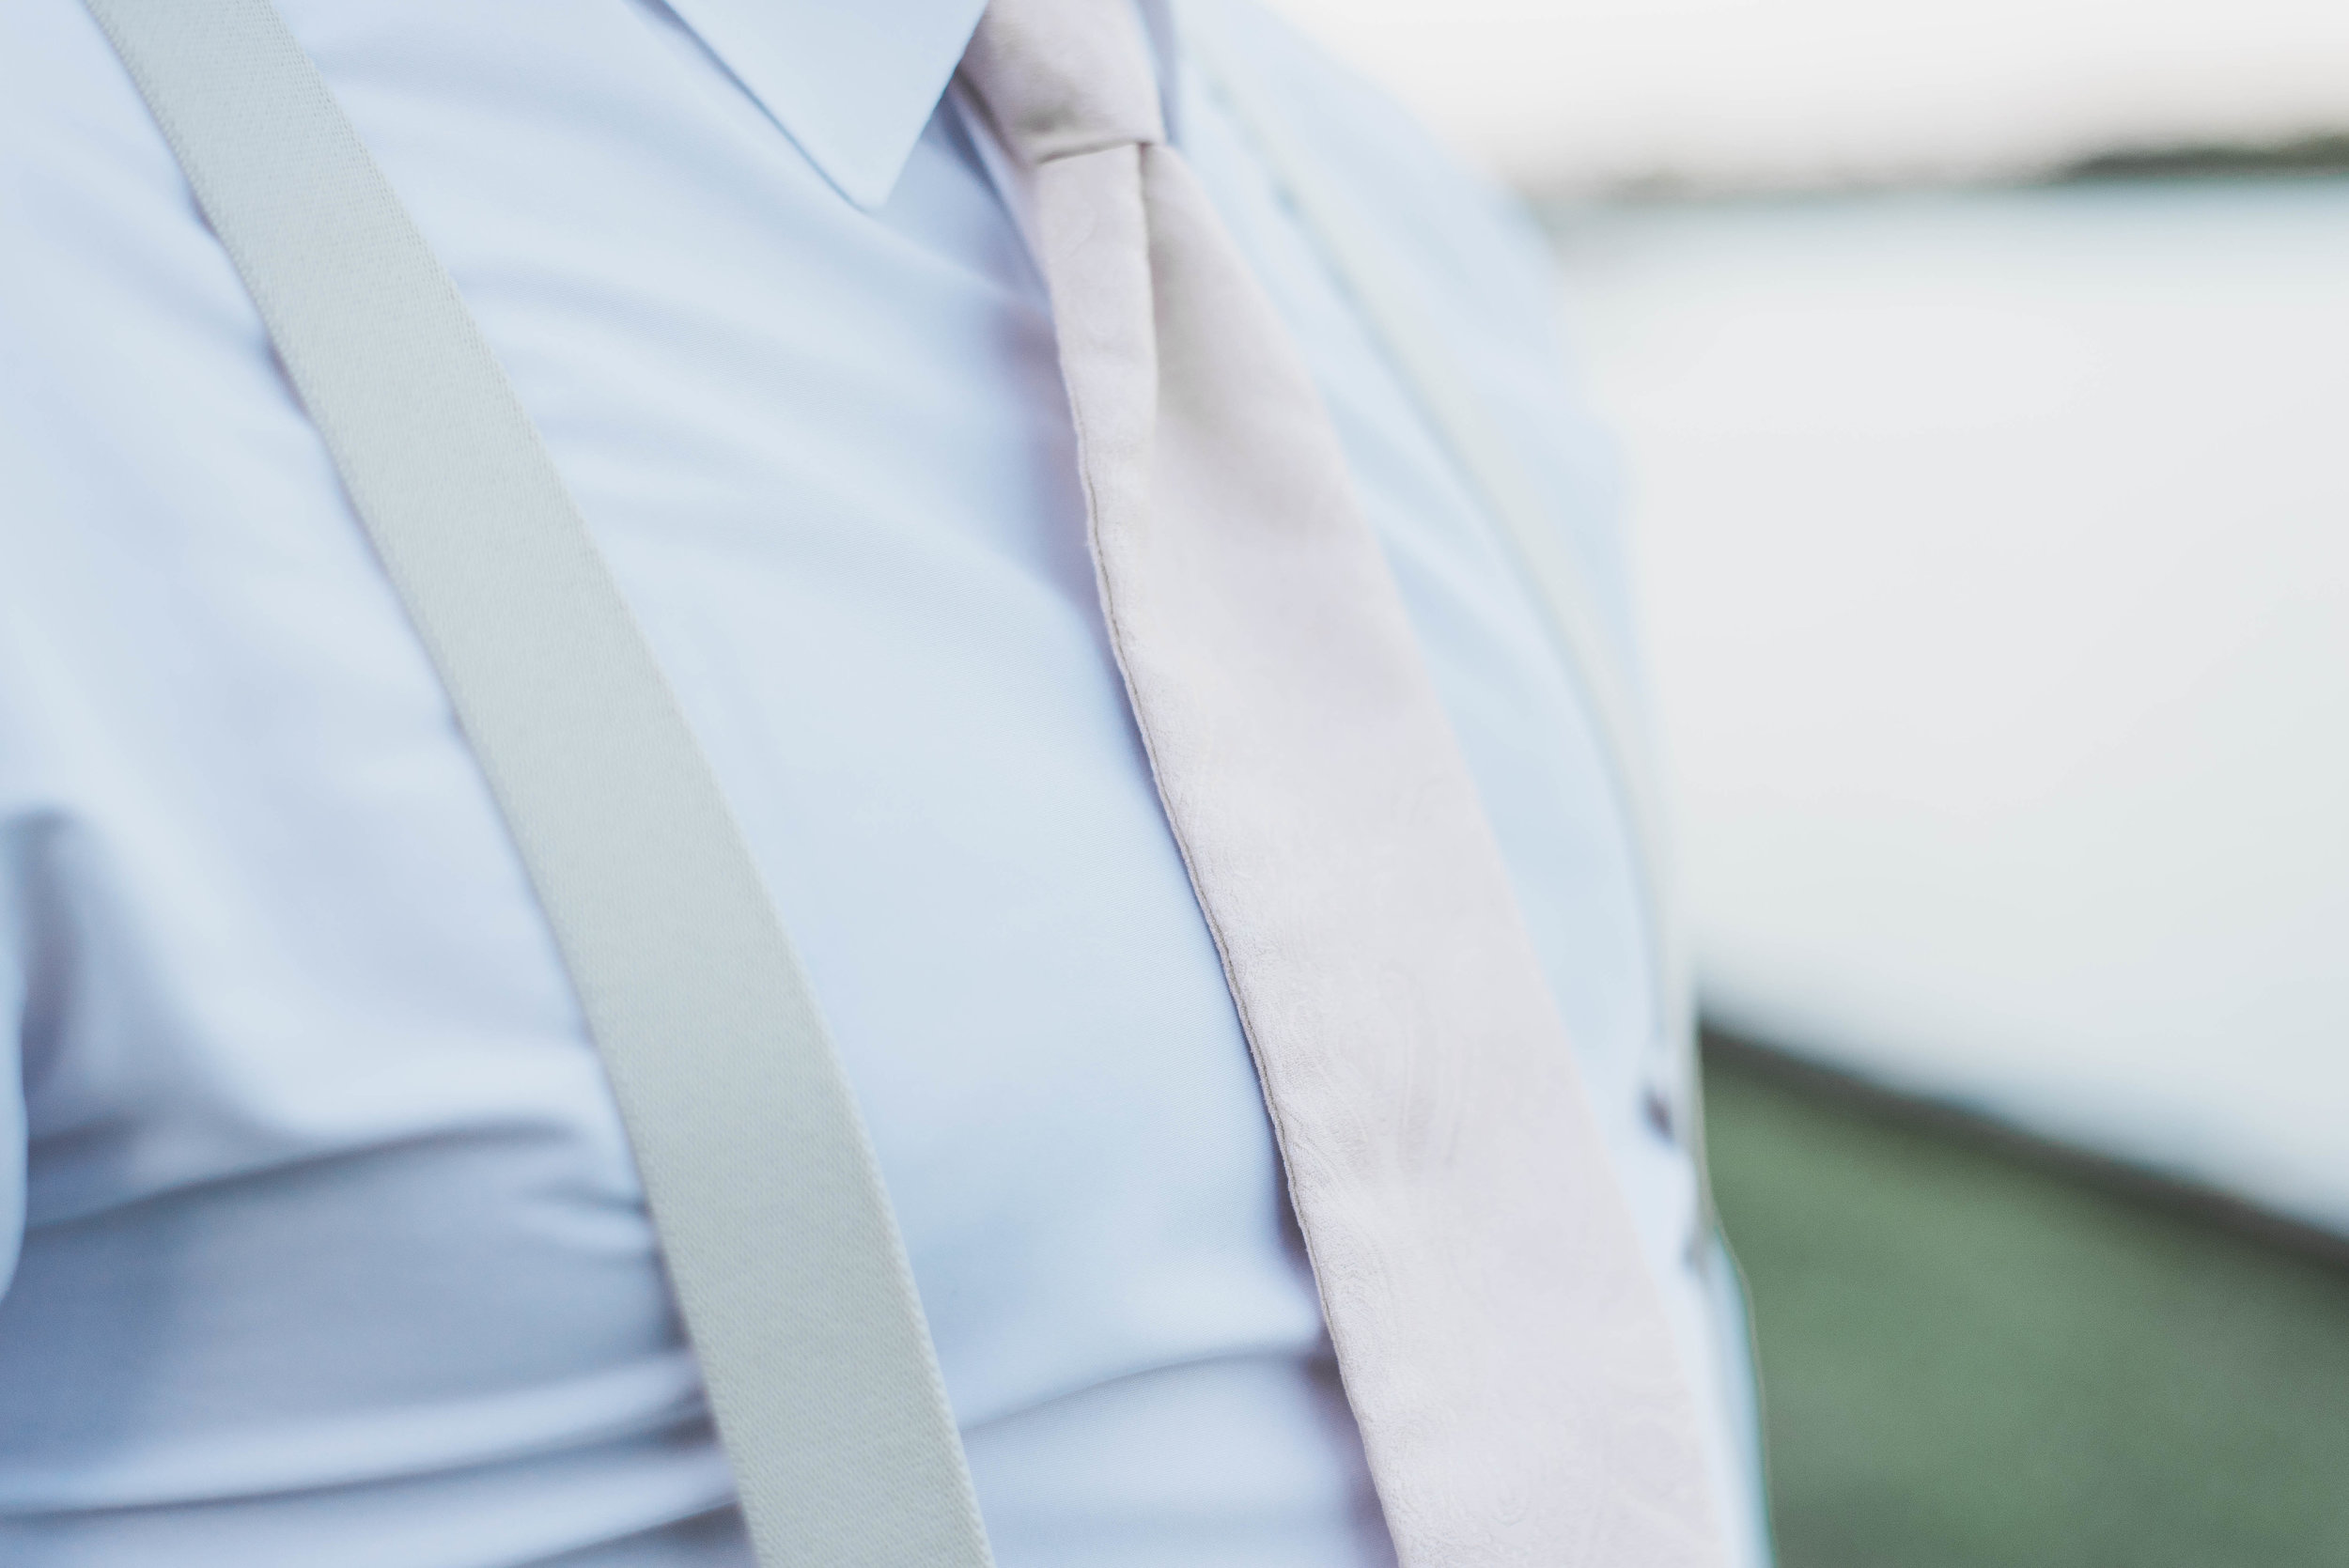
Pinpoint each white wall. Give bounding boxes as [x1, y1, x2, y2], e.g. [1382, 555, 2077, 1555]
[1265, 0, 2349, 195]
[1553, 179, 2349, 1231]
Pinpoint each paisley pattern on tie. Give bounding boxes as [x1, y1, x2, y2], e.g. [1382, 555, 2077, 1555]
[958, 5, 1728, 1564]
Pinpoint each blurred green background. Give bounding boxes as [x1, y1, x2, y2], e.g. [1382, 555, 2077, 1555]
[1703, 1032, 2349, 1567]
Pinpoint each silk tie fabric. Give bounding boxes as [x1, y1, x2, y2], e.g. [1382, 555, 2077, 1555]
[959, 6, 1726, 1565]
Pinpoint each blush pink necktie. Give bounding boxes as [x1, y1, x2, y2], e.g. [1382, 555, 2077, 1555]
[958, 5, 1726, 1565]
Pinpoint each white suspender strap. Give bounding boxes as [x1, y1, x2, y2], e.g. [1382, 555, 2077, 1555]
[80, 3, 994, 1563]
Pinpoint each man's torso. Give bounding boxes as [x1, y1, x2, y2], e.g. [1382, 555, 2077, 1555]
[0, 2, 1719, 1562]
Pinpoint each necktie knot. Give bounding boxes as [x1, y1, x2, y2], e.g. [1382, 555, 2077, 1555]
[960, 0, 1165, 164]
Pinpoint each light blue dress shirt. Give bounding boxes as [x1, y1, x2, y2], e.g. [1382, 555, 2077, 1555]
[0, 1, 1757, 1563]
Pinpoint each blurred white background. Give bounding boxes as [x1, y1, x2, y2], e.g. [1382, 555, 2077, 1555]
[1263, 0, 2349, 1232]
[1266, 0, 2349, 197]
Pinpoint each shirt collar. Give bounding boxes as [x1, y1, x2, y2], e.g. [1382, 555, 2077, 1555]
[661, 0, 992, 210]
[657, 0, 1181, 211]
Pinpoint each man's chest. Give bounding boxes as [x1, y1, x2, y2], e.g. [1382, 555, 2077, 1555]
[0, 1, 1677, 1556]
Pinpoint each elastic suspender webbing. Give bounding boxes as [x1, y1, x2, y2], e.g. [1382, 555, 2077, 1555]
[79, 3, 995, 1564]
